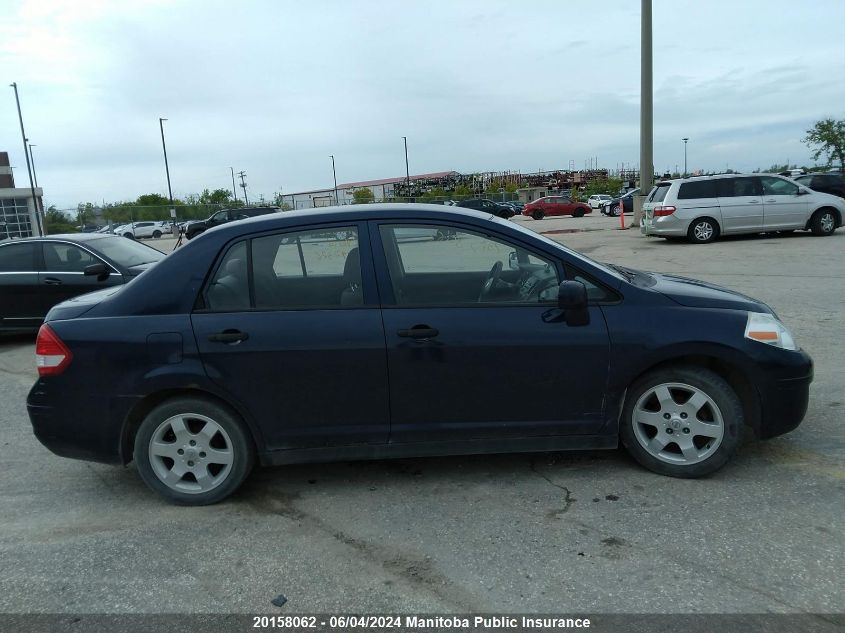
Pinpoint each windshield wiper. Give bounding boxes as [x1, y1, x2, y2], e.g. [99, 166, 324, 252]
[607, 263, 635, 280]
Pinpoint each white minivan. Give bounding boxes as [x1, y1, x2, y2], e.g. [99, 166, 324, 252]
[642, 173, 844, 243]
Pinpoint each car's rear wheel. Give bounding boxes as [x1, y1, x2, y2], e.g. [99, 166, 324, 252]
[687, 217, 719, 243]
[532, 210, 544, 220]
[133, 397, 255, 505]
[152, 230, 162, 239]
[620, 366, 742, 478]
[810, 208, 836, 236]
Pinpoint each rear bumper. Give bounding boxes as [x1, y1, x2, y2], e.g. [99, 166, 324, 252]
[642, 214, 689, 236]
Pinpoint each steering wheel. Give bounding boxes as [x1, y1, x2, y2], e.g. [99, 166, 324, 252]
[478, 261, 503, 301]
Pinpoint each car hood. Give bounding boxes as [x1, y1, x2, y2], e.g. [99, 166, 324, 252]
[45, 286, 124, 322]
[649, 272, 773, 313]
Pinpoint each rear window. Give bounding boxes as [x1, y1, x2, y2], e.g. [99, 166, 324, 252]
[677, 180, 719, 199]
[647, 183, 671, 203]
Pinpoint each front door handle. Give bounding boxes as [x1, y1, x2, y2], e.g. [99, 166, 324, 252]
[398, 325, 439, 339]
[747, 200, 760, 204]
[208, 329, 249, 344]
[43, 277, 63, 285]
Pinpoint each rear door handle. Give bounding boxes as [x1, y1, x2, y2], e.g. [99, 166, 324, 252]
[398, 326, 439, 339]
[208, 329, 249, 344]
[43, 277, 63, 285]
[764, 199, 777, 202]
[747, 200, 760, 204]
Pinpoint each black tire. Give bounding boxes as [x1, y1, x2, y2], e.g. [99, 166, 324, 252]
[123, 232, 135, 240]
[133, 397, 256, 505]
[687, 217, 719, 243]
[620, 366, 743, 478]
[573, 207, 586, 218]
[810, 208, 837, 236]
[152, 230, 162, 239]
[532, 210, 544, 220]
[611, 205, 621, 217]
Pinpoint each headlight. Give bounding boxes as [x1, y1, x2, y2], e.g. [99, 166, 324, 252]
[744, 312, 798, 351]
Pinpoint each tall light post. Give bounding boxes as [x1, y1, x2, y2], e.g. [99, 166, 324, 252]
[402, 136, 410, 190]
[159, 118, 174, 225]
[230, 167, 238, 202]
[10, 82, 44, 235]
[632, 0, 653, 229]
[330, 155, 338, 205]
[28, 143, 39, 188]
[682, 137, 689, 177]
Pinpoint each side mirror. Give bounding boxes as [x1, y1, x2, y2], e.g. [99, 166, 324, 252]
[558, 280, 589, 326]
[84, 262, 110, 282]
[508, 251, 519, 270]
[796, 187, 810, 196]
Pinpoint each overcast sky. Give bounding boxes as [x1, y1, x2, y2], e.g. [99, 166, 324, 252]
[1, 0, 843, 209]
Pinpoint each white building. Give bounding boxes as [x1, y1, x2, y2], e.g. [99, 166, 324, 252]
[0, 151, 43, 237]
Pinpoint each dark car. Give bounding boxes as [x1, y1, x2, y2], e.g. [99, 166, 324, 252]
[455, 198, 514, 218]
[522, 196, 591, 220]
[27, 204, 812, 505]
[793, 173, 845, 200]
[0, 234, 165, 332]
[601, 189, 640, 217]
[184, 206, 280, 240]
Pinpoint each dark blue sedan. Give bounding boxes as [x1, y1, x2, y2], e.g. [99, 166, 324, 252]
[27, 205, 813, 504]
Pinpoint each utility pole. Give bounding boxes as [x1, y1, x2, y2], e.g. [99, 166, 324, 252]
[237, 171, 249, 206]
[10, 82, 44, 236]
[28, 143, 38, 187]
[330, 155, 338, 205]
[402, 136, 410, 190]
[230, 167, 238, 202]
[159, 118, 175, 225]
[632, 0, 653, 229]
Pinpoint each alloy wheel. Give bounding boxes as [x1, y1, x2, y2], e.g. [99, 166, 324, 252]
[693, 222, 714, 241]
[632, 382, 724, 465]
[148, 413, 234, 494]
[821, 212, 834, 233]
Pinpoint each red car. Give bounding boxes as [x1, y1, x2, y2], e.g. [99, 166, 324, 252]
[522, 196, 592, 220]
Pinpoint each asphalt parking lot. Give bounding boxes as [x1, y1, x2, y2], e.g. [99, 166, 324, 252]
[0, 212, 842, 616]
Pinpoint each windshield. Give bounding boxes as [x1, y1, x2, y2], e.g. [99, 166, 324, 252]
[92, 236, 166, 267]
[492, 216, 627, 282]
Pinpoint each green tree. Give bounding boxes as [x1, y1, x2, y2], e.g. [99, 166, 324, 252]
[351, 188, 374, 204]
[803, 118, 845, 172]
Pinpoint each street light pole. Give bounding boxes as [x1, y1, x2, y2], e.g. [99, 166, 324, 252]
[330, 155, 338, 205]
[230, 167, 238, 202]
[682, 138, 689, 176]
[10, 82, 44, 236]
[159, 118, 174, 204]
[28, 143, 38, 188]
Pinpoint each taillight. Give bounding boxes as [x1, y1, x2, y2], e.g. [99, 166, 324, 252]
[653, 205, 676, 217]
[35, 324, 73, 376]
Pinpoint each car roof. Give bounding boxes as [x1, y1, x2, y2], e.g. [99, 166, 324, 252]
[6, 233, 120, 244]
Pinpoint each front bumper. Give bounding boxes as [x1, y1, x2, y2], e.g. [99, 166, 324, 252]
[754, 350, 813, 439]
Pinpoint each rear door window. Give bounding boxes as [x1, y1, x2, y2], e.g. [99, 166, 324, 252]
[0, 242, 39, 272]
[677, 180, 719, 199]
[718, 177, 762, 197]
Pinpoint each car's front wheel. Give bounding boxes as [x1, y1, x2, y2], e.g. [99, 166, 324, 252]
[532, 210, 544, 220]
[573, 207, 587, 218]
[611, 205, 621, 217]
[620, 366, 742, 478]
[133, 397, 256, 505]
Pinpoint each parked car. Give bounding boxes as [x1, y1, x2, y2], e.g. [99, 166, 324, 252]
[26, 204, 813, 504]
[588, 194, 613, 209]
[113, 221, 166, 240]
[792, 173, 845, 200]
[601, 189, 640, 217]
[778, 169, 805, 178]
[185, 206, 280, 240]
[642, 174, 844, 243]
[522, 196, 591, 220]
[0, 234, 166, 332]
[455, 198, 514, 219]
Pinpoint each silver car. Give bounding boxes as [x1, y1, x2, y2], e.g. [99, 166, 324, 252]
[642, 174, 844, 243]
